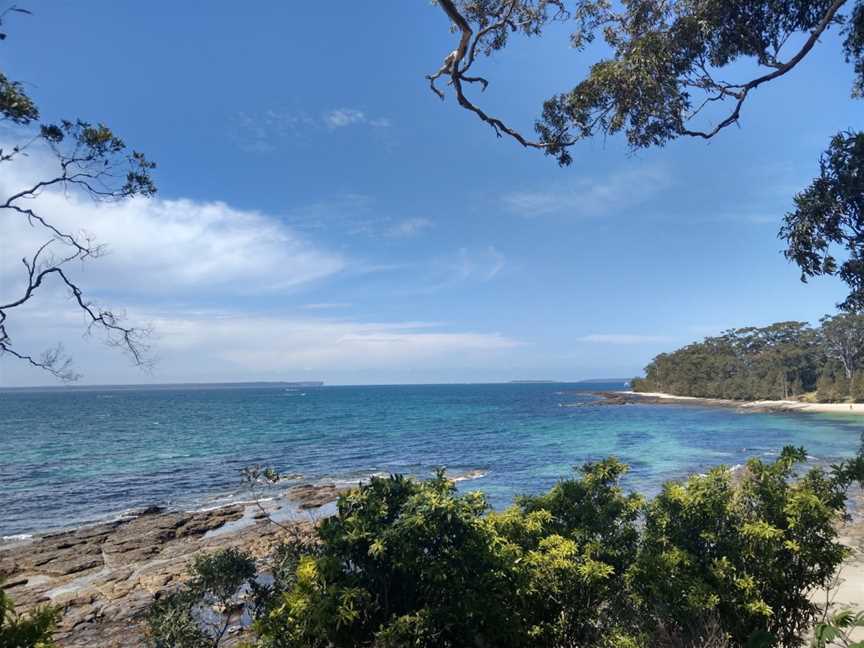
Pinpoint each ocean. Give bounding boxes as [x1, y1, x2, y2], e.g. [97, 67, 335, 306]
[1, 381, 862, 538]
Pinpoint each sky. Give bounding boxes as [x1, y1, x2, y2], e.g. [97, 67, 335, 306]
[0, 1, 860, 386]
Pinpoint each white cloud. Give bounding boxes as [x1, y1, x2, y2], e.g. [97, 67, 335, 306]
[1, 171, 345, 298]
[324, 108, 392, 130]
[324, 108, 367, 129]
[575, 334, 672, 345]
[502, 166, 671, 218]
[385, 217, 434, 238]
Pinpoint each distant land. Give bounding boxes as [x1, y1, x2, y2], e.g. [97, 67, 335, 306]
[0, 381, 324, 393]
[508, 379, 629, 384]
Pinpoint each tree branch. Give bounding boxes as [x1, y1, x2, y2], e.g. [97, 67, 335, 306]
[680, 0, 848, 139]
[428, 0, 565, 152]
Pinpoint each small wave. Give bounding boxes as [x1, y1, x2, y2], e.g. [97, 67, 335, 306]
[2, 533, 33, 542]
[450, 469, 489, 483]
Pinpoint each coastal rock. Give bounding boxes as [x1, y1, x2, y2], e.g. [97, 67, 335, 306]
[287, 482, 353, 509]
[1, 482, 348, 647]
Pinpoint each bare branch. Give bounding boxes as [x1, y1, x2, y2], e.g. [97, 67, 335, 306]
[428, 0, 567, 152]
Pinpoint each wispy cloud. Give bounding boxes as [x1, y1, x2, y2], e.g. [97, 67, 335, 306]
[502, 166, 671, 218]
[324, 108, 391, 130]
[0, 305, 524, 385]
[450, 246, 505, 282]
[301, 303, 353, 310]
[232, 107, 392, 152]
[384, 217, 434, 238]
[232, 109, 317, 152]
[152, 313, 523, 373]
[575, 334, 672, 345]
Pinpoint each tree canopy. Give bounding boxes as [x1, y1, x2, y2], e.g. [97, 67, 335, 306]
[427, 0, 864, 310]
[632, 314, 864, 401]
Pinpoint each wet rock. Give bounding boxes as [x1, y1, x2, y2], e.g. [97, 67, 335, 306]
[287, 483, 352, 509]
[1, 503, 317, 648]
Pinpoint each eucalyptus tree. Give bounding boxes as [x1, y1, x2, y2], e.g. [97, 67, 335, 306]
[0, 7, 156, 380]
[820, 311, 864, 379]
[426, 0, 864, 309]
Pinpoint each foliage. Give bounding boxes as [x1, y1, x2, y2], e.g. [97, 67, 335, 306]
[812, 609, 864, 648]
[426, 1, 864, 308]
[249, 450, 864, 648]
[781, 132, 864, 312]
[146, 548, 256, 648]
[428, 0, 862, 156]
[821, 313, 864, 380]
[146, 590, 210, 648]
[631, 447, 860, 646]
[632, 315, 864, 402]
[0, 584, 58, 648]
[852, 372, 864, 402]
[632, 320, 825, 400]
[0, 6, 156, 381]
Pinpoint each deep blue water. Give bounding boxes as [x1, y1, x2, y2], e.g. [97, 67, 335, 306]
[1, 382, 862, 537]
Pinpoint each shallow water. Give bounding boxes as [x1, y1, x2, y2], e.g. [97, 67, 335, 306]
[1, 382, 861, 537]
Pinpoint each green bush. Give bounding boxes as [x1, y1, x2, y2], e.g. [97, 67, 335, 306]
[630, 448, 855, 645]
[146, 547, 257, 648]
[0, 584, 58, 648]
[252, 449, 864, 648]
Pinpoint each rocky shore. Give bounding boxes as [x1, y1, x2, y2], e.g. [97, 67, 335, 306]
[0, 482, 351, 648]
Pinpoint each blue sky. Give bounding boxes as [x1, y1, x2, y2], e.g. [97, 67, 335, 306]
[0, 1, 860, 386]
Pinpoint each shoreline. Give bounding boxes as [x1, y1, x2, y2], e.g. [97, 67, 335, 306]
[596, 390, 864, 416]
[0, 488, 341, 648]
[1, 469, 491, 545]
[5, 467, 864, 645]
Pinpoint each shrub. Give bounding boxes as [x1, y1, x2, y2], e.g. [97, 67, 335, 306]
[146, 547, 257, 648]
[0, 584, 58, 648]
[630, 448, 858, 645]
[251, 450, 864, 648]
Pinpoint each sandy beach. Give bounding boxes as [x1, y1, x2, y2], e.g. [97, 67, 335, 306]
[620, 391, 864, 415]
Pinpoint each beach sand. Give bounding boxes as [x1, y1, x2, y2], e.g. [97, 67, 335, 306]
[623, 391, 864, 415]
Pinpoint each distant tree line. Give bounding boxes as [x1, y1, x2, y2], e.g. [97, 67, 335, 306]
[632, 313, 864, 402]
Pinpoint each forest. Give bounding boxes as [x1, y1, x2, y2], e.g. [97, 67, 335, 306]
[632, 313, 864, 402]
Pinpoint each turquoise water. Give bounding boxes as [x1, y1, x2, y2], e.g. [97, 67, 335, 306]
[1, 382, 862, 537]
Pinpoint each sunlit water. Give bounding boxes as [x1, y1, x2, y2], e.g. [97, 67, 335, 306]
[1, 382, 861, 537]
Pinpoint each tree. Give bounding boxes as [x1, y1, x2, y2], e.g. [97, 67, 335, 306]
[820, 312, 864, 380]
[0, 7, 156, 381]
[633, 321, 826, 401]
[781, 132, 864, 311]
[426, 0, 863, 308]
[851, 371, 864, 402]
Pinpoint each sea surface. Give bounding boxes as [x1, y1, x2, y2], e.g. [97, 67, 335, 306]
[1, 381, 862, 538]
